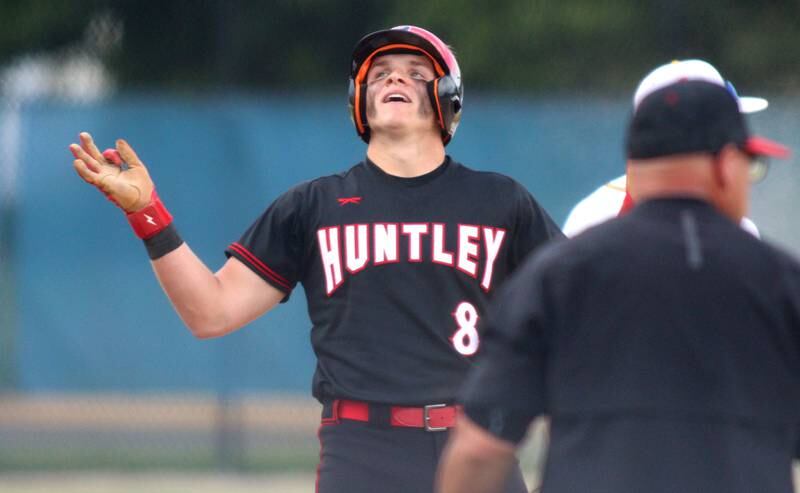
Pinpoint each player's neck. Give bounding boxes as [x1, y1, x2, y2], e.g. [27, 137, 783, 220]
[366, 133, 446, 178]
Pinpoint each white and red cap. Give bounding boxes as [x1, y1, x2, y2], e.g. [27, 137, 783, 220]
[628, 80, 790, 160]
[633, 59, 768, 114]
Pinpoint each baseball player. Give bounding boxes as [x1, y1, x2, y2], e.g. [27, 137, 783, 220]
[562, 59, 767, 238]
[437, 79, 797, 493]
[69, 26, 563, 493]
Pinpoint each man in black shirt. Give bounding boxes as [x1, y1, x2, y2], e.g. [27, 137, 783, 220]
[437, 80, 797, 493]
[69, 25, 562, 493]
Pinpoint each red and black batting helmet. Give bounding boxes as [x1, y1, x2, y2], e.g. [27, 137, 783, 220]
[348, 25, 463, 145]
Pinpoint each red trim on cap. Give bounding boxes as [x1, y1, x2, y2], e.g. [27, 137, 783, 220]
[744, 136, 791, 159]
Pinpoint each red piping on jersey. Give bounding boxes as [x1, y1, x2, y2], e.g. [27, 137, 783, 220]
[229, 242, 291, 290]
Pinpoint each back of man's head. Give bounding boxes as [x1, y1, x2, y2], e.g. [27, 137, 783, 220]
[625, 80, 789, 221]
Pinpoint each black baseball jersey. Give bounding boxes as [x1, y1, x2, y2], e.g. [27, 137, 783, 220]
[461, 198, 800, 493]
[225, 157, 562, 406]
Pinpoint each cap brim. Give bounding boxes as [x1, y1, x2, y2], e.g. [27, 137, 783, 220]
[738, 96, 768, 113]
[744, 136, 791, 159]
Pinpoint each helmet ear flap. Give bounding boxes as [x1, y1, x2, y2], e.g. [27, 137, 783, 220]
[348, 77, 371, 143]
[438, 75, 462, 115]
[427, 75, 462, 145]
[425, 79, 445, 134]
[348, 78, 355, 108]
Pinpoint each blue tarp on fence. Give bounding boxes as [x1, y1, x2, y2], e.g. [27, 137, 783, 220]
[9, 92, 799, 391]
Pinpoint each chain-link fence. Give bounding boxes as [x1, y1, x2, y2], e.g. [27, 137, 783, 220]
[0, 8, 121, 388]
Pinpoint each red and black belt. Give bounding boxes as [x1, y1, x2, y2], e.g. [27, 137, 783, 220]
[324, 399, 461, 432]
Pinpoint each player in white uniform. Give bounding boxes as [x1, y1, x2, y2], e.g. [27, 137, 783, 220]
[563, 59, 767, 238]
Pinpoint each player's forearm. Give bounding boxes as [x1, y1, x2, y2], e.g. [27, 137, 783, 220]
[150, 243, 235, 339]
[437, 453, 515, 493]
[438, 453, 516, 493]
[436, 417, 518, 493]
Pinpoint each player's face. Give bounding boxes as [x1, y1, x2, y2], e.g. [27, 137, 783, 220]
[364, 54, 439, 136]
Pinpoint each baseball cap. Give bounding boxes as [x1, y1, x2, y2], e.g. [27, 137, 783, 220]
[632, 59, 768, 114]
[626, 80, 790, 160]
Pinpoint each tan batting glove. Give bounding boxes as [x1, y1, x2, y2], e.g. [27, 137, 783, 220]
[70, 132, 173, 240]
[70, 132, 154, 213]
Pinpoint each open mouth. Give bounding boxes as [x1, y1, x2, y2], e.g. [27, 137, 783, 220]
[383, 93, 411, 103]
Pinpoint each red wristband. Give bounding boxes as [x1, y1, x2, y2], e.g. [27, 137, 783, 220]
[126, 190, 173, 239]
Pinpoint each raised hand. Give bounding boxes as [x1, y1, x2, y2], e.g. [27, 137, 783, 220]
[70, 132, 154, 213]
[70, 132, 172, 240]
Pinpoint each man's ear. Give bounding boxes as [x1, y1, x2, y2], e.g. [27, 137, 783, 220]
[712, 144, 740, 189]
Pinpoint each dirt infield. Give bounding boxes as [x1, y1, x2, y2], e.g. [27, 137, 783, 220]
[1, 394, 796, 492]
[0, 472, 317, 493]
[0, 468, 797, 493]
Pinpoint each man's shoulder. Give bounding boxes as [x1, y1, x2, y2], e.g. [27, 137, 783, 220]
[264, 161, 365, 210]
[286, 161, 365, 190]
[756, 238, 800, 278]
[317, 160, 366, 182]
[449, 159, 530, 194]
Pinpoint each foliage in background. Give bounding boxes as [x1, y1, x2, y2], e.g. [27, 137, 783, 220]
[1, 0, 798, 94]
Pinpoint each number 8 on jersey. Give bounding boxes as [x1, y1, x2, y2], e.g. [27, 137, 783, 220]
[452, 301, 480, 356]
